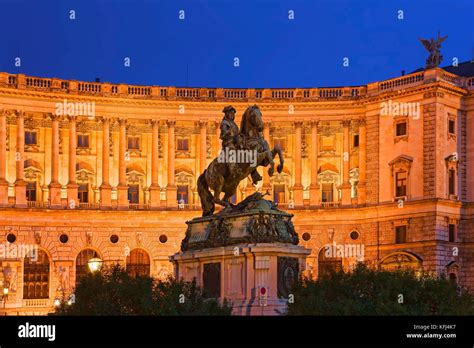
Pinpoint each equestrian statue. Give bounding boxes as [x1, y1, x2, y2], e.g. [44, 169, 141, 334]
[197, 105, 284, 216]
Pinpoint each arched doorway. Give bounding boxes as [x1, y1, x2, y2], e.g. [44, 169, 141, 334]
[23, 249, 50, 299]
[318, 246, 343, 278]
[75, 249, 100, 286]
[126, 249, 150, 277]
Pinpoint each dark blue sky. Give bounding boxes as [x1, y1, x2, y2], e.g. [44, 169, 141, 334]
[1, 0, 472, 88]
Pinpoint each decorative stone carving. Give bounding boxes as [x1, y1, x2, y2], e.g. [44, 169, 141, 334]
[34, 231, 41, 245]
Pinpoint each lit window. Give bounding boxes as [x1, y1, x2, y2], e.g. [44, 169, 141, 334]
[322, 184, 333, 202]
[23, 250, 49, 299]
[126, 249, 150, 277]
[395, 171, 407, 197]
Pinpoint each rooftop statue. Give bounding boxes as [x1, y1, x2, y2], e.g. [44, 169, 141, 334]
[197, 105, 284, 216]
[419, 31, 448, 68]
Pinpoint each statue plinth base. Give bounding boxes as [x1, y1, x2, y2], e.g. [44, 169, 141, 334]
[172, 192, 311, 315]
[170, 243, 311, 316]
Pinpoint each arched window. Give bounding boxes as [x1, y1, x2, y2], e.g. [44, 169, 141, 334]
[75, 249, 100, 286]
[23, 250, 50, 299]
[126, 249, 150, 277]
[318, 246, 343, 278]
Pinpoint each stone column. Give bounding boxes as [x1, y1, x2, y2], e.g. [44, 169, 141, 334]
[49, 114, 62, 208]
[67, 116, 78, 207]
[149, 119, 161, 208]
[262, 121, 271, 191]
[166, 120, 177, 205]
[309, 120, 320, 206]
[0, 110, 8, 206]
[199, 120, 207, 175]
[340, 119, 352, 205]
[14, 111, 27, 207]
[100, 117, 112, 208]
[292, 121, 304, 205]
[117, 118, 128, 209]
[358, 118, 367, 205]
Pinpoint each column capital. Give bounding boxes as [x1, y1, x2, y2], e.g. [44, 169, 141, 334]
[342, 118, 351, 128]
[117, 117, 127, 126]
[167, 120, 176, 127]
[67, 115, 77, 123]
[149, 119, 160, 127]
[358, 117, 367, 127]
[310, 119, 320, 127]
[100, 116, 111, 124]
[294, 121, 303, 128]
[15, 110, 25, 119]
[197, 120, 208, 128]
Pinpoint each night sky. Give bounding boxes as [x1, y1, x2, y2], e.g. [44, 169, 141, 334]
[1, 0, 472, 88]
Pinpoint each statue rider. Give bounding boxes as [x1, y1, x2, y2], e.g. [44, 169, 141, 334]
[219, 106, 262, 185]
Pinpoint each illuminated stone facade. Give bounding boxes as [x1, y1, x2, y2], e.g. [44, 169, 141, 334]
[0, 65, 473, 314]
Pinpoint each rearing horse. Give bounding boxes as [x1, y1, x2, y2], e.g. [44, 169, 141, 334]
[197, 105, 284, 216]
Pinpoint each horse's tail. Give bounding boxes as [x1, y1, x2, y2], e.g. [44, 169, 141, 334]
[197, 170, 215, 216]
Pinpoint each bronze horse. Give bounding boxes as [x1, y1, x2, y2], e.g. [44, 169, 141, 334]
[197, 105, 284, 216]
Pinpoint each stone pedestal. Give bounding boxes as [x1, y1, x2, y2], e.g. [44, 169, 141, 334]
[117, 185, 128, 210]
[49, 182, 62, 208]
[15, 181, 27, 208]
[149, 185, 161, 209]
[171, 243, 310, 315]
[172, 192, 311, 315]
[99, 184, 112, 209]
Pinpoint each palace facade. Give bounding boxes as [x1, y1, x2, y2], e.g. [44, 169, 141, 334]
[0, 62, 473, 314]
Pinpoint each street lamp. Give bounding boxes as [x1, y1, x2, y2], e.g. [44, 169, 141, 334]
[2, 285, 8, 309]
[87, 257, 103, 273]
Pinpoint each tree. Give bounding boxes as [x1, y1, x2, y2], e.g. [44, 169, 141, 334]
[53, 265, 232, 315]
[288, 263, 474, 315]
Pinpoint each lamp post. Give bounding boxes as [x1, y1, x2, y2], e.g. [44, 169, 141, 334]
[2, 285, 8, 309]
[87, 257, 103, 273]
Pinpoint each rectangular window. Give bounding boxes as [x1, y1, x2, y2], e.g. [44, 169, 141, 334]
[353, 134, 359, 148]
[177, 138, 189, 151]
[395, 225, 407, 244]
[273, 184, 285, 203]
[448, 169, 456, 195]
[25, 131, 37, 145]
[177, 185, 188, 204]
[322, 183, 333, 203]
[448, 224, 456, 242]
[77, 134, 89, 148]
[78, 184, 88, 203]
[128, 185, 139, 204]
[26, 182, 36, 202]
[395, 171, 407, 197]
[396, 122, 407, 137]
[448, 119, 455, 134]
[127, 136, 140, 150]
